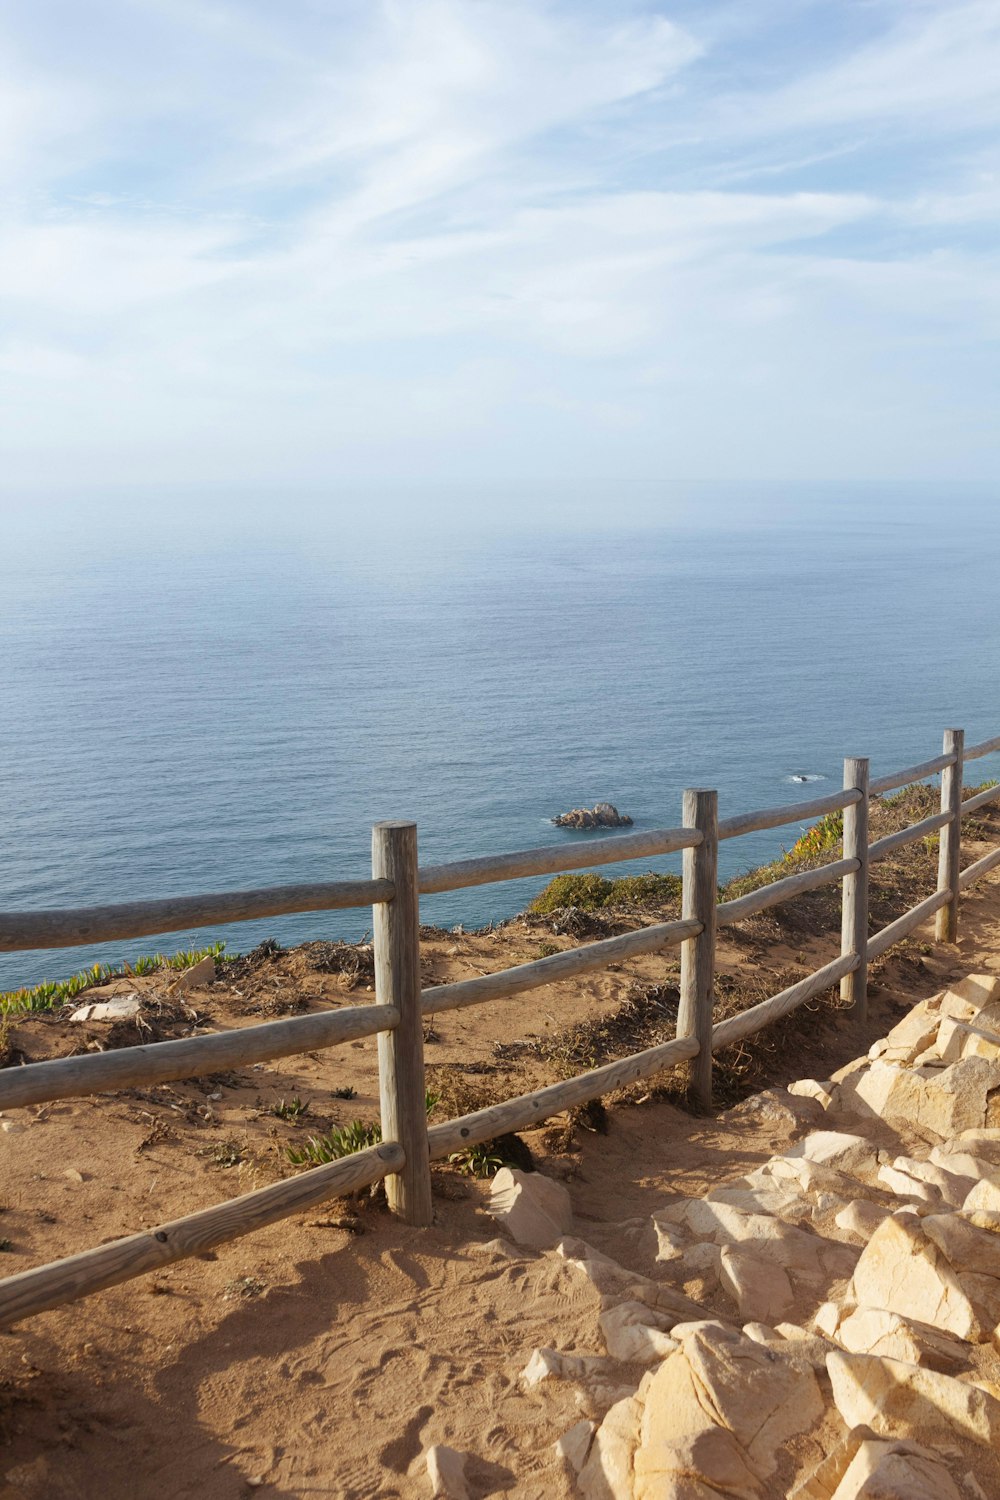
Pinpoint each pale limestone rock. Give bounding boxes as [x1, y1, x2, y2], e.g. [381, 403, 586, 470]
[633, 1426, 762, 1499]
[705, 1178, 812, 1220]
[520, 1346, 623, 1390]
[653, 1218, 688, 1262]
[963, 1473, 988, 1500]
[790, 1426, 879, 1500]
[788, 1079, 835, 1109]
[963, 1176, 1000, 1214]
[787, 1130, 878, 1177]
[577, 1392, 642, 1500]
[850, 1211, 982, 1340]
[923, 1211, 1000, 1276]
[928, 1147, 998, 1181]
[881, 1155, 976, 1207]
[69, 993, 141, 1023]
[677, 1241, 722, 1292]
[489, 1168, 572, 1249]
[553, 1419, 595, 1475]
[835, 1200, 894, 1243]
[742, 1321, 833, 1372]
[940, 974, 1000, 1017]
[640, 1321, 823, 1481]
[166, 954, 216, 994]
[813, 1300, 844, 1338]
[936, 1016, 1000, 1065]
[846, 1057, 1000, 1138]
[830, 1055, 871, 1086]
[836, 1306, 969, 1371]
[876, 1164, 942, 1206]
[878, 1008, 942, 1065]
[827, 1351, 1000, 1446]
[599, 1302, 678, 1365]
[425, 1445, 470, 1500]
[830, 1439, 962, 1500]
[719, 1245, 794, 1324]
[557, 1238, 705, 1323]
[937, 1128, 1000, 1163]
[960, 1272, 1000, 1333]
[654, 1198, 855, 1284]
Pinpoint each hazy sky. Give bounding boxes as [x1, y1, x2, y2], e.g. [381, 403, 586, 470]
[1, 0, 998, 498]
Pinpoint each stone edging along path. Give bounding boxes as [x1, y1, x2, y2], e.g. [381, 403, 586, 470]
[434, 972, 1000, 1499]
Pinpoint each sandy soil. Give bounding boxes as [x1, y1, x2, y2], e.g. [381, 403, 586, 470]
[2, 845, 1000, 1499]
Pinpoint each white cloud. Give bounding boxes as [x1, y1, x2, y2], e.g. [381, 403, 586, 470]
[0, 0, 997, 490]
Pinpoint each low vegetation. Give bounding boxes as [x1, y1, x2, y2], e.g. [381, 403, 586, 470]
[529, 871, 682, 915]
[285, 1090, 441, 1166]
[0, 942, 226, 1016]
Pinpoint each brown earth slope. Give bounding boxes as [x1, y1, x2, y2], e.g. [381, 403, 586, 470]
[1, 800, 999, 1498]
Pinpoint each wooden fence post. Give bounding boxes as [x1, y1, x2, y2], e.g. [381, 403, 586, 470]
[936, 729, 965, 943]
[372, 820, 432, 1226]
[677, 789, 718, 1111]
[840, 757, 870, 1023]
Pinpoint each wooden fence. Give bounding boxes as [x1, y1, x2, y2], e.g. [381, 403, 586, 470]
[2, 727, 1000, 1328]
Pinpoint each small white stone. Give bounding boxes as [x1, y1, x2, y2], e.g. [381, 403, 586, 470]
[425, 1444, 470, 1500]
[553, 1420, 595, 1474]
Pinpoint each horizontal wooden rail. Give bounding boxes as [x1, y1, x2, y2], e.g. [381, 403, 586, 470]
[0, 1003, 396, 1111]
[959, 847, 1000, 893]
[417, 827, 701, 894]
[711, 954, 858, 1051]
[869, 752, 955, 796]
[716, 858, 857, 926]
[0, 1141, 403, 1329]
[965, 734, 1000, 763]
[717, 789, 861, 841]
[868, 811, 951, 863]
[961, 784, 1000, 816]
[426, 1035, 700, 1157]
[0, 880, 395, 954]
[421, 917, 701, 1016]
[867, 887, 951, 960]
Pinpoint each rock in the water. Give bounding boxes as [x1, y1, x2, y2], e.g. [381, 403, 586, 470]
[552, 802, 633, 829]
[489, 1168, 571, 1248]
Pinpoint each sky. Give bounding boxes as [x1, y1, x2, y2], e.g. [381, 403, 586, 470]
[1, 0, 998, 507]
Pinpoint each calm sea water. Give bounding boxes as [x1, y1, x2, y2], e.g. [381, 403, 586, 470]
[3, 493, 999, 992]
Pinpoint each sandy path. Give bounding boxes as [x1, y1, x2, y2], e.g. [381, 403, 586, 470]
[1, 866, 1000, 1497]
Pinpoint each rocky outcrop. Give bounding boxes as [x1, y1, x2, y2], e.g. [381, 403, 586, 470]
[552, 803, 633, 829]
[482, 971, 1000, 1498]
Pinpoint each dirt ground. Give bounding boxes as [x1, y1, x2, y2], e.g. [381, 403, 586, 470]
[2, 823, 1000, 1499]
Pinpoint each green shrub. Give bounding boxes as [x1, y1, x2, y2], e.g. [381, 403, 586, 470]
[530, 873, 614, 912]
[530, 871, 682, 914]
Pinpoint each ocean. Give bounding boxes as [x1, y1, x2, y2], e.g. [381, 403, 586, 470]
[3, 491, 999, 992]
